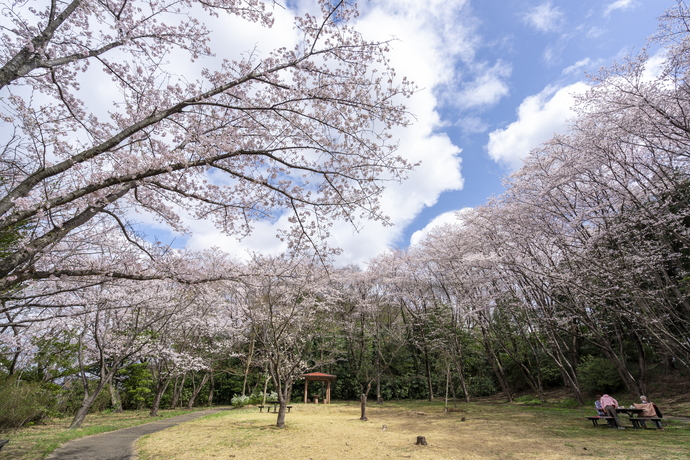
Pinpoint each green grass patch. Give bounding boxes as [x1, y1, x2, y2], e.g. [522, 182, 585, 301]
[0, 409, 197, 460]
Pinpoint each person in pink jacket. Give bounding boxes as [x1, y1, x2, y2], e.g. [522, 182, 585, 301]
[599, 394, 623, 429]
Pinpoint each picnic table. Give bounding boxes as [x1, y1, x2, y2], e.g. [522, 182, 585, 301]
[587, 407, 662, 429]
[617, 407, 662, 429]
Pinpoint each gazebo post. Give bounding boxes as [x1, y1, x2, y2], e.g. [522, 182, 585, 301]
[304, 380, 308, 404]
[326, 380, 331, 404]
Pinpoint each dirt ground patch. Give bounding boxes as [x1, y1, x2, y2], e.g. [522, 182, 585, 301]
[136, 401, 690, 459]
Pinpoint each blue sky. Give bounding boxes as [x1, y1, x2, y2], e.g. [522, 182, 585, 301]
[138, 0, 675, 265]
[400, 0, 670, 247]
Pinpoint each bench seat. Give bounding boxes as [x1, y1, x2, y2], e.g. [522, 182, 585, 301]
[587, 416, 615, 427]
[630, 417, 663, 429]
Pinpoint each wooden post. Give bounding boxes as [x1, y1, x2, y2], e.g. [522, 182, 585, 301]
[326, 380, 331, 404]
[304, 380, 308, 404]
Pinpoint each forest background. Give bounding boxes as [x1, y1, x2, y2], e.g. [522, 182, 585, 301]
[1, 0, 690, 433]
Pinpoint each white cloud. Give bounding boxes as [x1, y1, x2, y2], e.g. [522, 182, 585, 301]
[522, 2, 564, 33]
[486, 82, 590, 170]
[456, 61, 511, 109]
[604, 0, 638, 16]
[157, 0, 469, 266]
[409, 209, 470, 246]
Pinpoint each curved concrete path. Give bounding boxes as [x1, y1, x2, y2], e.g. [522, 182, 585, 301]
[46, 409, 222, 460]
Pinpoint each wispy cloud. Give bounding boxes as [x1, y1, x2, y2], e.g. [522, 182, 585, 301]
[522, 2, 564, 33]
[604, 0, 638, 16]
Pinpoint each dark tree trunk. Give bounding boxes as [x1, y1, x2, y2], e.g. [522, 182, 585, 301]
[69, 379, 108, 429]
[207, 372, 215, 407]
[149, 379, 170, 417]
[170, 374, 186, 409]
[423, 345, 434, 401]
[276, 397, 287, 428]
[360, 392, 369, 421]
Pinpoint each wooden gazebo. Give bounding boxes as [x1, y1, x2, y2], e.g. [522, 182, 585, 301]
[301, 372, 336, 404]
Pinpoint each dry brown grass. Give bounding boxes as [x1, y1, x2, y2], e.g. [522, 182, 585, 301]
[136, 401, 690, 460]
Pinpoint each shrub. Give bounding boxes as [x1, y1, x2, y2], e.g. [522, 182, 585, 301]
[0, 378, 57, 431]
[231, 394, 249, 407]
[577, 356, 625, 394]
[231, 391, 278, 407]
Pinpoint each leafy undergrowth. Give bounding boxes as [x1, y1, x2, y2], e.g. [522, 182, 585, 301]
[137, 401, 690, 460]
[0, 409, 195, 460]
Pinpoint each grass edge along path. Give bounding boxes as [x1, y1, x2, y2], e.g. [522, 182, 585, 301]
[0, 408, 207, 460]
[136, 401, 690, 460]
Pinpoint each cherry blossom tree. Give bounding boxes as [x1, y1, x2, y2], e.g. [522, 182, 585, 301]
[0, 0, 414, 294]
[328, 263, 405, 421]
[239, 253, 333, 428]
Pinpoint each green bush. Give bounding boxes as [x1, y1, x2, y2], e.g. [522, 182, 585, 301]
[577, 356, 624, 394]
[0, 378, 57, 431]
[467, 375, 497, 397]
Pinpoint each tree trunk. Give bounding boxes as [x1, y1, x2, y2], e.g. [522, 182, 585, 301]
[109, 382, 123, 413]
[242, 338, 254, 396]
[360, 392, 369, 421]
[376, 374, 383, 404]
[276, 395, 288, 428]
[480, 327, 513, 402]
[207, 372, 215, 407]
[423, 345, 434, 401]
[149, 379, 170, 417]
[444, 364, 450, 411]
[186, 372, 210, 409]
[69, 379, 108, 429]
[170, 373, 186, 409]
[261, 374, 270, 406]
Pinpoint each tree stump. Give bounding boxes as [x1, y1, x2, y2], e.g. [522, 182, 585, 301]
[415, 436, 427, 446]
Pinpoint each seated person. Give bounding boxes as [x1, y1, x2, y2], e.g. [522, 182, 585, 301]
[634, 395, 662, 429]
[594, 395, 605, 415]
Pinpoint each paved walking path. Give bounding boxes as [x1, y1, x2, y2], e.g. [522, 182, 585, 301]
[46, 409, 222, 460]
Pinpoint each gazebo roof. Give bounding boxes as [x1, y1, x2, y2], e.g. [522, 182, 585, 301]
[301, 372, 337, 380]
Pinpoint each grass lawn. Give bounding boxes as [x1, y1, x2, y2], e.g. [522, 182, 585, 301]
[135, 400, 690, 459]
[0, 409, 195, 460]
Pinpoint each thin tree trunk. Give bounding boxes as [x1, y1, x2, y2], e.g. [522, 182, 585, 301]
[444, 364, 450, 411]
[207, 372, 215, 407]
[170, 373, 186, 409]
[109, 382, 123, 413]
[261, 374, 270, 406]
[187, 372, 210, 409]
[242, 338, 255, 397]
[359, 383, 371, 421]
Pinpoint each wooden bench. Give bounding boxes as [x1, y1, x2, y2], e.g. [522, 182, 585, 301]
[587, 416, 615, 427]
[258, 404, 293, 413]
[629, 418, 663, 429]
